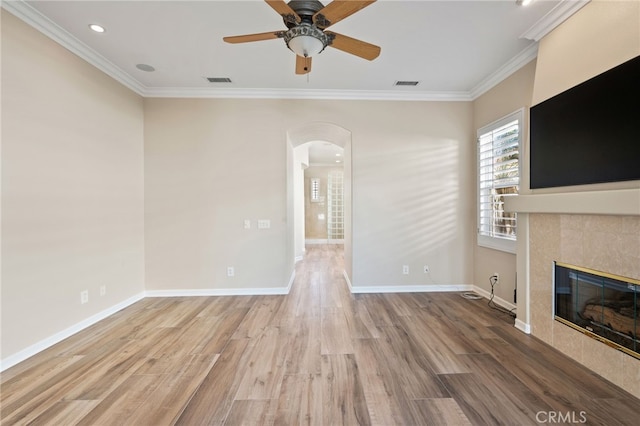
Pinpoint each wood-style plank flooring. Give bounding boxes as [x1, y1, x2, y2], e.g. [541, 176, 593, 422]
[2, 245, 640, 425]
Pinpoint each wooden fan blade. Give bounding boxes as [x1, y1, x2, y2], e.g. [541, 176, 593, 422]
[313, 1, 376, 29]
[265, 0, 301, 24]
[326, 31, 380, 60]
[223, 31, 285, 44]
[296, 55, 312, 74]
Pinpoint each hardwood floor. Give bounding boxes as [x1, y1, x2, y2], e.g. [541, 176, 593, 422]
[2, 245, 639, 425]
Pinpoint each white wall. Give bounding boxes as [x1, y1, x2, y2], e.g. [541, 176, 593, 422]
[1, 12, 145, 360]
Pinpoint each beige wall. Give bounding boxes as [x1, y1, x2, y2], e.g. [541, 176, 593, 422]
[351, 101, 475, 287]
[533, 0, 640, 106]
[144, 98, 475, 291]
[144, 98, 291, 291]
[525, 0, 640, 398]
[472, 60, 537, 304]
[1, 13, 145, 359]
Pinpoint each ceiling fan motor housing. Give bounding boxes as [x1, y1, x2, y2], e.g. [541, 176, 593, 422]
[286, 0, 325, 26]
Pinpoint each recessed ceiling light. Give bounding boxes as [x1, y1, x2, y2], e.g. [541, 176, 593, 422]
[136, 64, 155, 72]
[516, 0, 533, 6]
[336, 160, 342, 163]
[336, 153, 341, 157]
[89, 24, 105, 33]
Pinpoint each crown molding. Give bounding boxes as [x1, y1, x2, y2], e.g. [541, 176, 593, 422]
[2, 0, 147, 96]
[140, 86, 473, 101]
[469, 42, 539, 100]
[520, 0, 591, 41]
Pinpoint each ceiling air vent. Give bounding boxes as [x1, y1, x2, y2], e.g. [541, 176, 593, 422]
[206, 77, 232, 83]
[394, 80, 420, 86]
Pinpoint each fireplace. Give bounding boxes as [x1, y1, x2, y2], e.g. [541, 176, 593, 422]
[554, 262, 639, 359]
[511, 211, 640, 397]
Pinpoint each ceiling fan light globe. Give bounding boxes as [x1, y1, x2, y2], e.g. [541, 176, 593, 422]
[284, 23, 329, 58]
[288, 35, 325, 57]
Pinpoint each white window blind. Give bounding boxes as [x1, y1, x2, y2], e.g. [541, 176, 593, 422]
[477, 109, 523, 253]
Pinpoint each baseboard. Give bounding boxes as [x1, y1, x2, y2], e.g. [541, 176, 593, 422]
[343, 270, 353, 292]
[471, 285, 517, 311]
[287, 269, 296, 294]
[349, 284, 473, 294]
[515, 319, 531, 334]
[0, 292, 145, 372]
[145, 286, 291, 297]
[471, 285, 527, 332]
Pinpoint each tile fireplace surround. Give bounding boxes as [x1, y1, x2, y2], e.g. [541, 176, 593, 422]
[530, 213, 640, 397]
[506, 188, 640, 398]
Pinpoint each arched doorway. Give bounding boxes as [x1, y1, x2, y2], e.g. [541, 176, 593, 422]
[286, 122, 353, 283]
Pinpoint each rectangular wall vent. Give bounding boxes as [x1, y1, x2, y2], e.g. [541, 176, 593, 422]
[207, 77, 232, 83]
[394, 80, 420, 86]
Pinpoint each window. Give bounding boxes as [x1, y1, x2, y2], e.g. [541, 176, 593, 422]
[310, 178, 321, 202]
[477, 109, 523, 253]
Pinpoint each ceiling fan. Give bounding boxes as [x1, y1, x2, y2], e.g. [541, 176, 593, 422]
[223, 0, 381, 74]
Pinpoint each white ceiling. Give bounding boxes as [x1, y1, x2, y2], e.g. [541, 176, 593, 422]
[5, 0, 589, 101]
[308, 142, 344, 166]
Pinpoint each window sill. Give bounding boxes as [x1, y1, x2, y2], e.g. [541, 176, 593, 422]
[478, 235, 516, 254]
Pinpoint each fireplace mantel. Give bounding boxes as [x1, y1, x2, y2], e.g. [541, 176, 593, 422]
[504, 188, 640, 216]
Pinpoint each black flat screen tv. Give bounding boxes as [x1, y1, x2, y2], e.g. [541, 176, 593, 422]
[529, 55, 640, 189]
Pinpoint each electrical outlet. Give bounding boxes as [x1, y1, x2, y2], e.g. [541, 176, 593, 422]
[80, 290, 89, 304]
[227, 266, 235, 277]
[402, 265, 409, 275]
[424, 265, 430, 273]
[493, 272, 500, 283]
[100, 285, 106, 296]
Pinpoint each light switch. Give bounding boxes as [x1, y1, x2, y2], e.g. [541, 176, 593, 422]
[257, 219, 271, 229]
[244, 219, 251, 229]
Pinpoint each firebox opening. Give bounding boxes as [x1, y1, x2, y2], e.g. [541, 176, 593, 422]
[554, 262, 639, 359]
